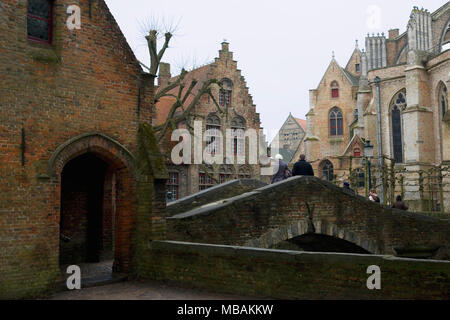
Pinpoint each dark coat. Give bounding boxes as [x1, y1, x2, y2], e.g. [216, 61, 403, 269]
[392, 201, 408, 211]
[271, 160, 290, 184]
[292, 160, 314, 177]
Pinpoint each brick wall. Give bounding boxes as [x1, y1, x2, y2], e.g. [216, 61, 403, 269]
[0, 0, 163, 299]
[141, 240, 450, 299]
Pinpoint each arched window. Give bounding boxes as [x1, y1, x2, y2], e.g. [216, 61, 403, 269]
[219, 78, 233, 107]
[439, 82, 448, 119]
[331, 81, 339, 98]
[391, 91, 406, 164]
[27, 0, 54, 44]
[329, 107, 343, 136]
[353, 148, 361, 158]
[231, 116, 246, 156]
[441, 24, 450, 52]
[320, 160, 334, 181]
[206, 114, 221, 155]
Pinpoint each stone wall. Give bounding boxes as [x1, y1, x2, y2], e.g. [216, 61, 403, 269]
[167, 176, 450, 257]
[140, 240, 450, 299]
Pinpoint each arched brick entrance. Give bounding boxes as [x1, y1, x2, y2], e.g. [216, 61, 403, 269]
[48, 133, 135, 274]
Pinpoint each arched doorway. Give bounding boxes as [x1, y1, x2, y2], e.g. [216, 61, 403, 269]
[50, 133, 135, 282]
[60, 153, 110, 265]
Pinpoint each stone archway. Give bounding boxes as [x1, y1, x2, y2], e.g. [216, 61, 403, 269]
[49, 133, 135, 275]
[244, 219, 378, 254]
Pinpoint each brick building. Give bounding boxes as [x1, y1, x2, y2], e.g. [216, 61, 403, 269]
[304, 3, 450, 210]
[156, 42, 264, 200]
[0, 0, 167, 298]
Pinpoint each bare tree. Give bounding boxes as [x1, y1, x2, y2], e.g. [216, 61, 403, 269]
[139, 26, 226, 182]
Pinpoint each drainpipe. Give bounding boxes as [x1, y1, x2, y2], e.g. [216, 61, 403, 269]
[374, 76, 384, 204]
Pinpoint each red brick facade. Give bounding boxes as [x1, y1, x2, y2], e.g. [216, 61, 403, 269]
[0, 0, 160, 298]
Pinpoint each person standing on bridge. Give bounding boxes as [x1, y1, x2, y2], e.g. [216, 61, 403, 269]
[392, 195, 408, 211]
[271, 154, 291, 184]
[292, 154, 314, 177]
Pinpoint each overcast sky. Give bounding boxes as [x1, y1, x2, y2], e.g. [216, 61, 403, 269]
[105, 0, 446, 139]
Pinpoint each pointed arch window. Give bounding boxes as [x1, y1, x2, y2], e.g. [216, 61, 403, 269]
[331, 81, 339, 98]
[206, 114, 221, 155]
[320, 160, 334, 182]
[391, 91, 406, 164]
[439, 83, 448, 118]
[329, 107, 343, 136]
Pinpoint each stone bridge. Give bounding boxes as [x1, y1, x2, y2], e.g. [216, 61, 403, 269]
[167, 176, 450, 259]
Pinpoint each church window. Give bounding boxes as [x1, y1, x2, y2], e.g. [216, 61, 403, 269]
[391, 91, 406, 164]
[27, 0, 53, 44]
[320, 160, 334, 182]
[439, 84, 448, 118]
[329, 107, 343, 136]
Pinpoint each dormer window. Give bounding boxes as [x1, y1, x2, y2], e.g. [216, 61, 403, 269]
[355, 64, 360, 73]
[331, 81, 339, 98]
[27, 0, 53, 44]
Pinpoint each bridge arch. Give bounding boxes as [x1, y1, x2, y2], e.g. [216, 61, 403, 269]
[244, 219, 378, 254]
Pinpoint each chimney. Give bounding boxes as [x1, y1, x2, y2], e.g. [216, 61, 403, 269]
[158, 62, 171, 87]
[221, 41, 229, 52]
[388, 29, 399, 40]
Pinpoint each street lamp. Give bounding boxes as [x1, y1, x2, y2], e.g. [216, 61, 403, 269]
[364, 140, 374, 197]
